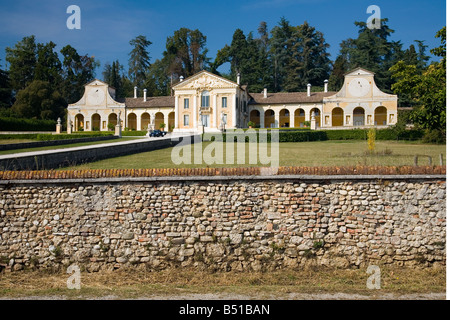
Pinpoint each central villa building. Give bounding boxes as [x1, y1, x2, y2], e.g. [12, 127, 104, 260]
[67, 67, 398, 133]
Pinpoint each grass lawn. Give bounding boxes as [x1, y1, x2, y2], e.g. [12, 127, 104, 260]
[0, 266, 445, 299]
[0, 137, 141, 155]
[62, 140, 446, 170]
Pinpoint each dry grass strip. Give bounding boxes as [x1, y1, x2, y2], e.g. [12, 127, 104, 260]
[0, 266, 445, 299]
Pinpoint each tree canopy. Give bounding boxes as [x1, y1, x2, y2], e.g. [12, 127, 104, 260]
[390, 26, 446, 141]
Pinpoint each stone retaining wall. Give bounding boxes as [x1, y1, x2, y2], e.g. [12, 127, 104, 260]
[0, 176, 445, 272]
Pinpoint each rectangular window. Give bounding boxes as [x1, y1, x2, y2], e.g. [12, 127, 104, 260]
[201, 93, 210, 107]
[184, 98, 189, 109]
[222, 97, 227, 108]
[183, 115, 189, 126]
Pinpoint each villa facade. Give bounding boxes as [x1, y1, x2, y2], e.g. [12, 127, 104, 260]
[67, 67, 397, 133]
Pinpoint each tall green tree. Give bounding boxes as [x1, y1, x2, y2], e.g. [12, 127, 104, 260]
[60, 45, 98, 104]
[5, 35, 37, 92]
[256, 21, 272, 90]
[328, 53, 350, 91]
[145, 58, 172, 96]
[11, 80, 66, 119]
[213, 26, 270, 92]
[332, 19, 403, 93]
[103, 60, 129, 99]
[283, 21, 331, 91]
[390, 27, 446, 140]
[34, 41, 62, 89]
[164, 28, 209, 78]
[0, 60, 14, 110]
[269, 17, 295, 92]
[128, 35, 152, 88]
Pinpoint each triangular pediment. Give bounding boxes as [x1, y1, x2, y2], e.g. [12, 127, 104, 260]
[344, 67, 374, 77]
[173, 70, 239, 90]
[86, 79, 109, 87]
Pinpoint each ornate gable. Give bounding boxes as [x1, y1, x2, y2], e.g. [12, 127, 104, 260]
[173, 70, 238, 91]
[68, 79, 124, 108]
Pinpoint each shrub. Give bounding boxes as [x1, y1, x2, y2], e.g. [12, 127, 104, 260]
[0, 117, 56, 131]
[121, 130, 147, 136]
[247, 121, 255, 128]
[422, 129, 445, 144]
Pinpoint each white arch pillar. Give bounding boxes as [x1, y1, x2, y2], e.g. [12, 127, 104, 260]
[259, 109, 264, 128]
[289, 108, 295, 128]
[274, 110, 280, 128]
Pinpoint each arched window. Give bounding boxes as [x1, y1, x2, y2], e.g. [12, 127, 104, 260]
[374, 106, 387, 126]
[332, 107, 344, 127]
[201, 91, 210, 107]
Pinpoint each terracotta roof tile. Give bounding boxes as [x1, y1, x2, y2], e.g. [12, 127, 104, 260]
[124, 96, 175, 108]
[248, 91, 336, 105]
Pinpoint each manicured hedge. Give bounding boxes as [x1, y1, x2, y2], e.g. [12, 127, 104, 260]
[0, 117, 56, 131]
[324, 128, 424, 141]
[121, 130, 148, 136]
[208, 130, 327, 143]
[278, 130, 327, 142]
[324, 129, 367, 140]
[211, 128, 424, 143]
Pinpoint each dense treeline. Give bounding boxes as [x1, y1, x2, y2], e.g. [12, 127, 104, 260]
[0, 18, 445, 140]
[0, 36, 98, 120]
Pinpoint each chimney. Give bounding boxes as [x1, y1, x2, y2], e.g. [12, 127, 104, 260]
[263, 88, 267, 98]
[307, 83, 311, 97]
[237, 73, 241, 85]
[134, 86, 138, 98]
[180, 75, 184, 82]
[324, 80, 328, 93]
[143, 89, 147, 102]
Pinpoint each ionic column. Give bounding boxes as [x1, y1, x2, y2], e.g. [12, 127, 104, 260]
[232, 93, 237, 128]
[193, 94, 198, 128]
[174, 96, 179, 129]
[212, 94, 217, 128]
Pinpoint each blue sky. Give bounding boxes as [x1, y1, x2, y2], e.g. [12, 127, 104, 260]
[0, 0, 446, 77]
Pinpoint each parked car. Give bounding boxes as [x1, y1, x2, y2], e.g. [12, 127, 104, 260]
[148, 130, 167, 137]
